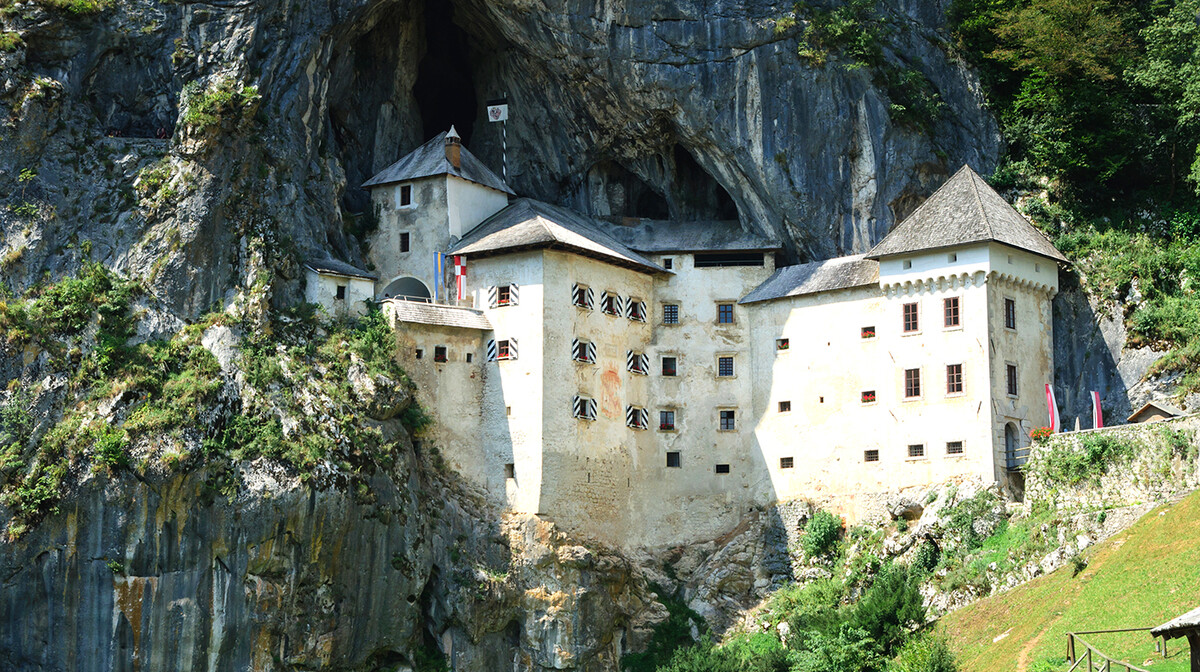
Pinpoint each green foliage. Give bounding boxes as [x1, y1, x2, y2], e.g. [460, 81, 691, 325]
[803, 509, 843, 558]
[1028, 434, 1137, 487]
[888, 635, 958, 672]
[182, 78, 261, 133]
[622, 584, 708, 672]
[412, 642, 451, 672]
[0, 0, 112, 14]
[105, 559, 125, 574]
[913, 540, 940, 574]
[135, 159, 175, 205]
[0, 31, 22, 52]
[93, 426, 129, 468]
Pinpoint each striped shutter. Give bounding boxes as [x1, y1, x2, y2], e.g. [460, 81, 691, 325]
[575, 339, 596, 363]
[508, 338, 518, 360]
[627, 300, 645, 321]
[574, 395, 596, 420]
[509, 283, 519, 306]
[586, 287, 595, 309]
[638, 352, 649, 374]
[626, 351, 649, 375]
[486, 339, 497, 362]
[625, 406, 649, 429]
[587, 341, 596, 363]
[487, 286, 498, 308]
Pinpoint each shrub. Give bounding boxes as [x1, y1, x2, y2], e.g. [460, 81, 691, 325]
[0, 31, 22, 52]
[803, 510, 843, 558]
[913, 540, 940, 574]
[93, 426, 128, 468]
[1030, 434, 1136, 486]
[888, 634, 959, 672]
[182, 78, 260, 133]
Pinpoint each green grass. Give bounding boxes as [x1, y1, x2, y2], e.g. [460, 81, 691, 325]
[939, 490, 1200, 672]
[0, 31, 22, 51]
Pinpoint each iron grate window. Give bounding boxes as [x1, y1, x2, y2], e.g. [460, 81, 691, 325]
[903, 302, 919, 332]
[666, 451, 681, 468]
[719, 410, 736, 431]
[944, 296, 960, 327]
[661, 356, 678, 377]
[864, 449, 880, 463]
[778, 400, 791, 413]
[908, 444, 925, 458]
[717, 303, 735, 324]
[718, 356, 734, 377]
[947, 364, 963, 394]
[904, 368, 921, 398]
[399, 231, 410, 252]
[663, 304, 679, 324]
[780, 457, 794, 469]
[947, 441, 964, 455]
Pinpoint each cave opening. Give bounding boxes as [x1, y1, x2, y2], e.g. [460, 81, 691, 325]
[670, 145, 738, 221]
[585, 160, 670, 220]
[412, 0, 478, 145]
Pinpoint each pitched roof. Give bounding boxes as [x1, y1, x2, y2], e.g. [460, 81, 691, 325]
[866, 165, 1067, 263]
[1151, 605, 1200, 640]
[362, 130, 514, 195]
[385, 299, 492, 331]
[1127, 400, 1187, 423]
[448, 199, 667, 275]
[305, 257, 377, 280]
[740, 255, 879, 304]
[606, 219, 779, 253]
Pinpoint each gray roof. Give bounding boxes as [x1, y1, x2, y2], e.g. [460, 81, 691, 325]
[385, 299, 492, 331]
[362, 131, 514, 195]
[1127, 400, 1187, 422]
[606, 219, 779, 253]
[449, 199, 667, 275]
[740, 255, 879, 304]
[305, 257, 377, 280]
[1151, 606, 1200, 640]
[866, 165, 1068, 263]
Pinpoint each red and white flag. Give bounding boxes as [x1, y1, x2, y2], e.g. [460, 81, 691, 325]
[453, 255, 466, 301]
[1045, 384, 1060, 433]
[1091, 391, 1104, 429]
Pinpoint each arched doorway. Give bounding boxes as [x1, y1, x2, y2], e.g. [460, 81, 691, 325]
[1004, 423, 1018, 471]
[381, 276, 432, 302]
[1005, 422, 1026, 501]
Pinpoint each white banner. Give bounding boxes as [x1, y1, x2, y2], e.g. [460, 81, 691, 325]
[486, 99, 508, 122]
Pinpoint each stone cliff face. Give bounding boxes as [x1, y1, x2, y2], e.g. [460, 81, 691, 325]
[0, 0, 999, 318]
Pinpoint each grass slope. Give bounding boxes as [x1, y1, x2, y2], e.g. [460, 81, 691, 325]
[939, 491, 1200, 672]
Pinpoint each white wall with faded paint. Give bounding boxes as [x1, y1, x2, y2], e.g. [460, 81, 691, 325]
[304, 269, 374, 318]
[446, 176, 509, 239]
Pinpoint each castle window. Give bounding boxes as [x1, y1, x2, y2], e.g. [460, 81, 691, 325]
[864, 449, 880, 462]
[948, 252, 957, 263]
[434, 346, 447, 363]
[778, 400, 791, 413]
[627, 351, 649, 375]
[902, 259, 913, 270]
[497, 285, 512, 305]
[659, 410, 676, 431]
[663, 304, 679, 324]
[663, 258, 674, 269]
[947, 441, 964, 455]
[717, 303, 734, 324]
[695, 252, 763, 268]
[415, 348, 423, 359]
[1004, 298, 1017, 330]
[780, 457, 794, 469]
[489, 339, 518, 361]
[717, 356, 734, 378]
[626, 406, 649, 430]
[904, 368, 921, 398]
[861, 326, 876, 339]
[489, 284, 519, 308]
[719, 410, 736, 431]
[504, 463, 515, 479]
[715, 463, 731, 474]
[399, 184, 412, 206]
[466, 353, 473, 363]
[666, 452, 681, 468]
[335, 285, 347, 300]
[572, 339, 596, 364]
[602, 292, 622, 316]
[947, 364, 963, 394]
[1006, 363, 1018, 396]
[661, 356, 678, 377]
[908, 444, 925, 458]
[944, 296, 960, 327]
[572, 284, 594, 309]
[573, 395, 597, 421]
[400, 232, 410, 253]
[776, 338, 789, 351]
[861, 390, 876, 404]
[903, 303, 919, 333]
[627, 299, 647, 322]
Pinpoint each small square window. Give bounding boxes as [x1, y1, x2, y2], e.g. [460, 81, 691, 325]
[662, 356, 678, 377]
[659, 410, 676, 431]
[399, 184, 412, 206]
[573, 285, 592, 309]
[1008, 254, 1014, 264]
[504, 463, 515, 479]
[776, 338, 789, 351]
[415, 348, 423, 359]
[947, 364, 963, 394]
[864, 449, 880, 463]
[861, 390, 876, 404]
[1006, 364, 1018, 396]
[903, 259, 913, 269]
[663, 258, 673, 269]
[908, 444, 925, 458]
[717, 303, 734, 324]
[948, 252, 957, 262]
[1004, 298, 1017, 330]
[399, 232, 410, 253]
[335, 285, 347, 300]
[778, 400, 791, 413]
[628, 300, 647, 322]
[903, 303, 919, 333]
[663, 304, 679, 324]
[666, 451, 681, 468]
[718, 356, 734, 377]
[947, 441, 964, 455]
[780, 456, 794, 469]
[434, 346, 447, 363]
[497, 285, 512, 306]
[904, 368, 921, 398]
[861, 326, 876, 339]
[944, 296, 960, 327]
[715, 463, 731, 474]
[497, 340, 514, 360]
[719, 410, 736, 431]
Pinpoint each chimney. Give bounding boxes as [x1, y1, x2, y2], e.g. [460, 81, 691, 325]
[445, 125, 462, 169]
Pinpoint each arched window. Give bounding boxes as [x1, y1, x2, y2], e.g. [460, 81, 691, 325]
[381, 276, 432, 302]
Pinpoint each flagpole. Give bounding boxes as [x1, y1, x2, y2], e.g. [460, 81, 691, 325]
[502, 91, 507, 182]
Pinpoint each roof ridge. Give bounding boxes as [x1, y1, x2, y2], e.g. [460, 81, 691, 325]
[966, 167, 994, 239]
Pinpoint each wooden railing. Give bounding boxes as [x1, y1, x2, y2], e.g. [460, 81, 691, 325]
[1066, 628, 1166, 672]
[1006, 446, 1031, 472]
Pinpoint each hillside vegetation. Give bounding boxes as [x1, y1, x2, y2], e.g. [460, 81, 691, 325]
[940, 490, 1200, 672]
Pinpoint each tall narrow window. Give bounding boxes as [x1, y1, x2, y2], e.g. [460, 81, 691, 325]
[626, 406, 649, 430]
[903, 302, 919, 332]
[627, 351, 649, 375]
[946, 364, 963, 394]
[399, 232, 410, 253]
[497, 285, 512, 306]
[1006, 364, 1018, 396]
[572, 339, 596, 364]
[661, 356, 677, 377]
[572, 395, 597, 421]
[601, 292, 621, 316]
[663, 304, 679, 324]
[904, 368, 921, 398]
[719, 410, 736, 431]
[717, 303, 734, 324]
[718, 356, 734, 377]
[335, 285, 346, 300]
[659, 410, 676, 431]
[399, 184, 412, 206]
[1004, 298, 1016, 330]
[944, 296, 960, 327]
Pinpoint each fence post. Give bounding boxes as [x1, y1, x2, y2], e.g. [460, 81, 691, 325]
[1068, 634, 1076, 663]
[1088, 648, 1093, 670]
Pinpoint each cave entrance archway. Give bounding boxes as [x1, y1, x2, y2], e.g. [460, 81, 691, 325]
[382, 276, 432, 302]
[412, 0, 478, 144]
[670, 145, 738, 220]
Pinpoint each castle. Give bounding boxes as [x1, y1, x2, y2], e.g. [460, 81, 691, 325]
[304, 129, 1065, 549]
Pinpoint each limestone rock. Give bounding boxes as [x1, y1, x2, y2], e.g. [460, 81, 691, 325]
[349, 358, 411, 421]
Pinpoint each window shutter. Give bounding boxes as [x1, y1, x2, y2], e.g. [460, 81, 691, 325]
[574, 395, 583, 418]
[486, 340, 497, 362]
[639, 352, 649, 374]
[487, 286, 498, 308]
[509, 338, 518, 360]
[574, 395, 595, 420]
[586, 287, 595, 308]
[572, 338, 580, 361]
[509, 283, 519, 306]
[586, 341, 596, 363]
[625, 405, 636, 427]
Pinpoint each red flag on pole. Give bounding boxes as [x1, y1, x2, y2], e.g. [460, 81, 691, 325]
[1045, 384, 1060, 433]
[1091, 391, 1104, 429]
[453, 255, 466, 301]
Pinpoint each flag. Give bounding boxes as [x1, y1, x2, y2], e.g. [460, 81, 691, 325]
[1091, 391, 1104, 429]
[434, 252, 444, 302]
[1045, 383, 1060, 433]
[453, 255, 466, 301]
[486, 97, 508, 123]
